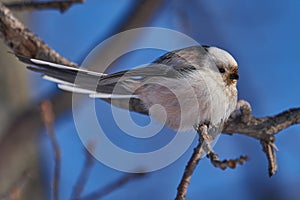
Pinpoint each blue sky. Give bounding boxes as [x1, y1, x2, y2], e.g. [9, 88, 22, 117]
[27, 1, 300, 199]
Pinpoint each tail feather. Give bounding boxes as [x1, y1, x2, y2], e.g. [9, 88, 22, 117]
[16, 56, 136, 97]
[16, 55, 149, 115]
[42, 75, 74, 85]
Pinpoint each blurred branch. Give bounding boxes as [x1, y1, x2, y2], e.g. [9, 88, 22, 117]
[70, 142, 96, 200]
[0, 0, 164, 140]
[0, 1, 162, 199]
[0, 6, 80, 195]
[80, 0, 164, 74]
[81, 173, 146, 200]
[0, 171, 31, 200]
[116, 0, 164, 32]
[4, 0, 84, 13]
[40, 100, 60, 200]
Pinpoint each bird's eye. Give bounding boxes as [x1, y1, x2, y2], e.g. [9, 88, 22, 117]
[218, 68, 225, 73]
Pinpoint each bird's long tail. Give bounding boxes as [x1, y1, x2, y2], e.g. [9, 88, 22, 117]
[16, 56, 136, 99]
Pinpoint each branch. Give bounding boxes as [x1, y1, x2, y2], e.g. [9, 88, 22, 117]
[0, 171, 31, 200]
[0, 0, 164, 140]
[82, 0, 165, 74]
[0, 0, 165, 139]
[1, 2, 162, 199]
[70, 141, 96, 200]
[4, 0, 84, 13]
[223, 100, 300, 139]
[176, 124, 249, 200]
[0, 3, 80, 197]
[176, 100, 300, 199]
[261, 139, 277, 177]
[175, 125, 207, 200]
[0, 2, 78, 66]
[116, 0, 164, 32]
[80, 173, 147, 200]
[40, 100, 61, 200]
[223, 100, 300, 176]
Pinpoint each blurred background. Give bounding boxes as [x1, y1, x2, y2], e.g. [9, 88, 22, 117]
[0, 0, 300, 199]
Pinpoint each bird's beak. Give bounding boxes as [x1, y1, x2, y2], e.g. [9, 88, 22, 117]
[229, 73, 239, 80]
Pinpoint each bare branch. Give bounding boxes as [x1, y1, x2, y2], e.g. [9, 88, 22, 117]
[4, 0, 84, 13]
[175, 124, 207, 200]
[223, 101, 300, 140]
[81, 173, 147, 200]
[70, 141, 96, 200]
[176, 124, 250, 200]
[223, 100, 300, 176]
[176, 99, 300, 199]
[40, 100, 60, 200]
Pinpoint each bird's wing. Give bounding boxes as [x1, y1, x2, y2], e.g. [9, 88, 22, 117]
[99, 45, 211, 84]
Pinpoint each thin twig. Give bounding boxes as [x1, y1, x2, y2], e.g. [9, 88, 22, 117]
[207, 152, 248, 170]
[175, 124, 208, 200]
[261, 138, 277, 176]
[197, 123, 249, 170]
[70, 141, 96, 200]
[4, 0, 84, 13]
[81, 173, 146, 200]
[40, 100, 60, 200]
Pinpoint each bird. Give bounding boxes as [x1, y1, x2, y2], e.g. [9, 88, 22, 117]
[17, 46, 239, 133]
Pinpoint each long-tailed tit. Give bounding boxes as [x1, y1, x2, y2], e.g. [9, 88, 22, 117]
[17, 46, 239, 132]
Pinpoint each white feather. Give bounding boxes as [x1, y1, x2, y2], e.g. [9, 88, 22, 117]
[89, 93, 138, 99]
[30, 58, 104, 76]
[42, 75, 73, 85]
[57, 84, 137, 99]
[57, 84, 96, 94]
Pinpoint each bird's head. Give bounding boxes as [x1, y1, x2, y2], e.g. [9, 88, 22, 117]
[206, 46, 239, 86]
